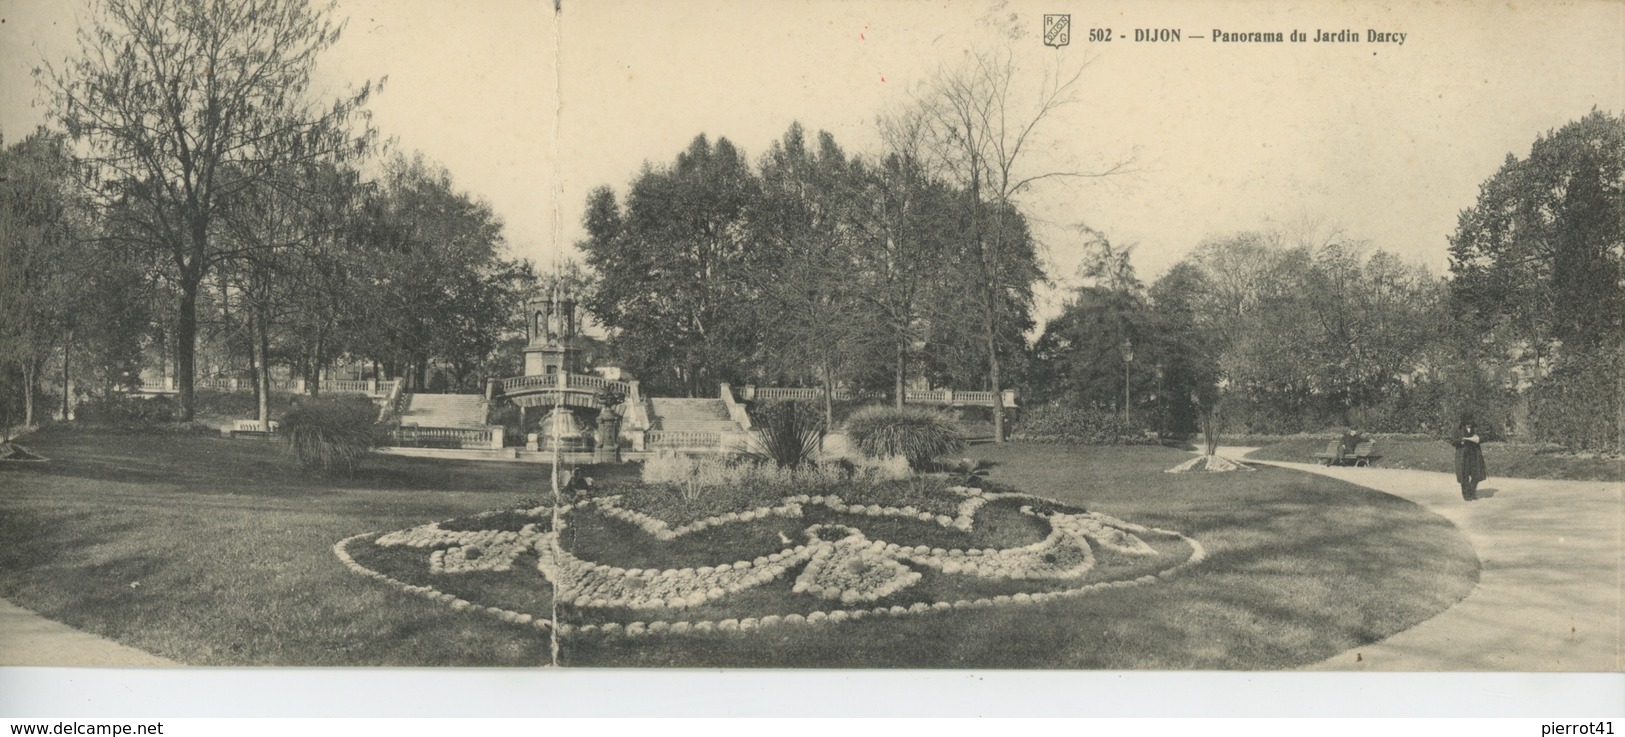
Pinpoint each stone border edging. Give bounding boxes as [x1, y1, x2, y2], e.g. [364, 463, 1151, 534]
[334, 489, 1208, 641]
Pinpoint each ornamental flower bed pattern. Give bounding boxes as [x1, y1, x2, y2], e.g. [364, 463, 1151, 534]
[335, 483, 1205, 639]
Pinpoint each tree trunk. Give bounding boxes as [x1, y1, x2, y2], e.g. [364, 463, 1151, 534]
[987, 318, 1004, 443]
[22, 359, 36, 428]
[1201, 405, 1220, 456]
[256, 311, 272, 426]
[176, 287, 198, 422]
[249, 314, 264, 421]
[821, 357, 835, 430]
[894, 341, 906, 409]
[309, 335, 326, 397]
[61, 330, 72, 421]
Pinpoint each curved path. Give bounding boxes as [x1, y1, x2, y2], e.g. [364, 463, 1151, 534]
[0, 597, 176, 667]
[1219, 448, 1623, 671]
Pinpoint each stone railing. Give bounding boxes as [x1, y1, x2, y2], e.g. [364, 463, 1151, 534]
[718, 383, 753, 431]
[133, 377, 394, 397]
[737, 384, 1016, 408]
[325, 379, 372, 394]
[391, 425, 504, 450]
[378, 378, 408, 423]
[497, 372, 630, 396]
[905, 389, 949, 404]
[645, 430, 724, 450]
[640, 429, 757, 454]
[751, 386, 824, 401]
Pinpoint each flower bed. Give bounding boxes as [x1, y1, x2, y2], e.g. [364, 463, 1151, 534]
[336, 472, 1206, 640]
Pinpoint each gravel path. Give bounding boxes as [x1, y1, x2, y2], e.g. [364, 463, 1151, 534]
[0, 597, 177, 667]
[1221, 448, 1623, 671]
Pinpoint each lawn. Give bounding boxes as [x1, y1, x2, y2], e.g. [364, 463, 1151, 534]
[1246, 436, 1622, 482]
[560, 444, 1479, 668]
[0, 427, 1481, 669]
[0, 425, 630, 666]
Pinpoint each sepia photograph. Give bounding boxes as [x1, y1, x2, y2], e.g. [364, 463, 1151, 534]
[0, 0, 1620, 710]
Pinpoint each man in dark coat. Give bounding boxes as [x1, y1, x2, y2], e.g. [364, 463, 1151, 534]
[1453, 421, 1488, 501]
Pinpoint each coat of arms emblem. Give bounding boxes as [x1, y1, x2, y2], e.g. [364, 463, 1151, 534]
[1043, 15, 1071, 47]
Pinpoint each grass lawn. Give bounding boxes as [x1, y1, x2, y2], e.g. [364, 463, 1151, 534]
[0, 425, 635, 666]
[563, 443, 1480, 669]
[0, 428, 1481, 669]
[1247, 436, 1622, 482]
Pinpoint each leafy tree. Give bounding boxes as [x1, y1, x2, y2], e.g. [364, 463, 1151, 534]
[40, 0, 377, 420]
[1301, 242, 1441, 426]
[1164, 229, 1441, 433]
[73, 247, 153, 399]
[580, 135, 765, 396]
[1, 131, 152, 428]
[1075, 226, 1144, 294]
[1030, 287, 1148, 409]
[274, 164, 376, 396]
[1030, 229, 1150, 422]
[213, 160, 365, 421]
[1449, 110, 1624, 372]
[750, 124, 882, 425]
[847, 113, 971, 406]
[355, 154, 528, 392]
[1146, 261, 1221, 437]
[1448, 110, 1624, 449]
[923, 198, 1042, 394]
[0, 131, 83, 428]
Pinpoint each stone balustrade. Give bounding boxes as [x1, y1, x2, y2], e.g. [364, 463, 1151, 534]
[740, 385, 1015, 408]
[133, 377, 393, 397]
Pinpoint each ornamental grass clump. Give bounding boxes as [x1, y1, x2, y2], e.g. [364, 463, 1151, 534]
[844, 406, 966, 470]
[746, 400, 826, 468]
[281, 397, 386, 476]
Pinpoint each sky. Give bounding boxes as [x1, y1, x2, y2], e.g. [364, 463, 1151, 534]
[2, 0, 1621, 319]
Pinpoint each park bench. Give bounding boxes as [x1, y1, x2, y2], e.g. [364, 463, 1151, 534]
[1315, 439, 1379, 467]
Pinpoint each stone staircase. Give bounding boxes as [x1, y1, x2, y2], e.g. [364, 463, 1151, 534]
[397, 393, 490, 429]
[647, 398, 743, 434]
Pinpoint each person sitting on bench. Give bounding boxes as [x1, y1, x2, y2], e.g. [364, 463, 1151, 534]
[1338, 430, 1363, 463]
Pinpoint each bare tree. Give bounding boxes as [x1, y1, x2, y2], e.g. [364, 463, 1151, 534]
[916, 48, 1132, 441]
[40, 0, 377, 420]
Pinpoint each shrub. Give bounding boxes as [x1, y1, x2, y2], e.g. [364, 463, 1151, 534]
[191, 389, 300, 418]
[1528, 348, 1624, 452]
[641, 453, 882, 500]
[280, 397, 386, 475]
[746, 400, 825, 468]
[1010, 403, 1145, 445]
[843, 406, 965, 470]
[851, 453, 913, 481]
[75, 395, 179, 427]
[948, 405, 996, 424]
